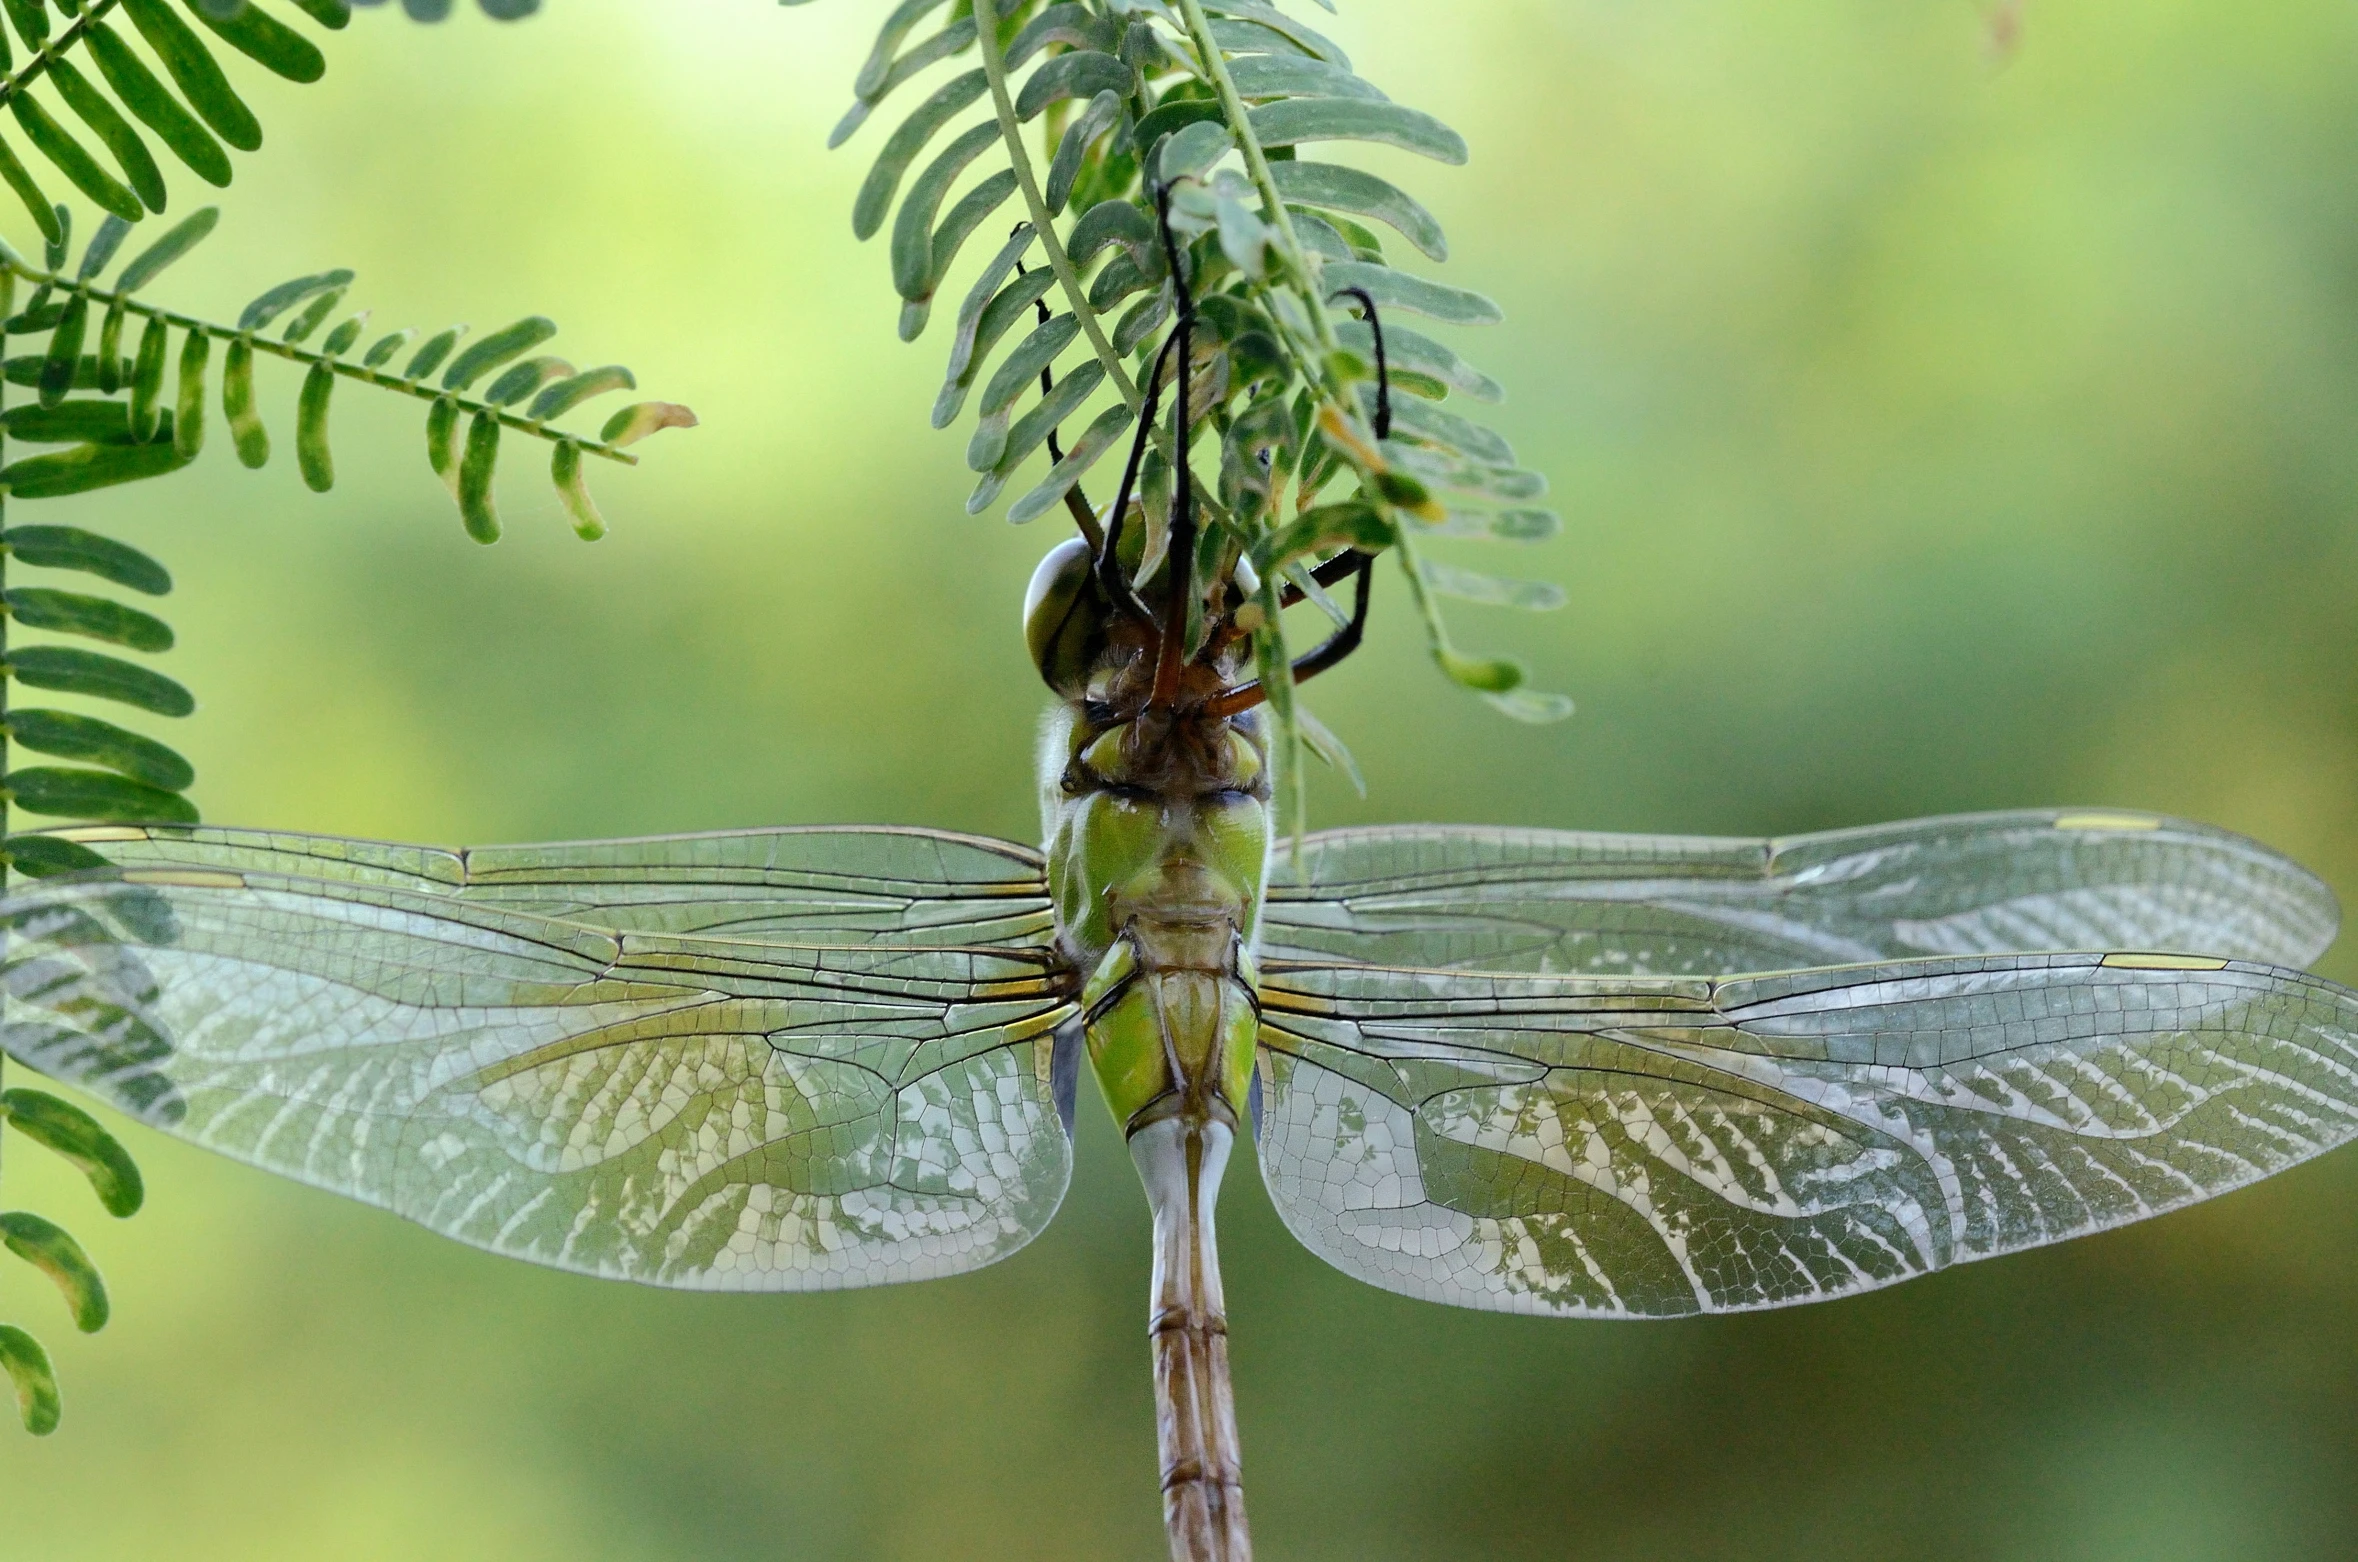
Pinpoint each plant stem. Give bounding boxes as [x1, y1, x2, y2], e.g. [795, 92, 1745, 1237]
[0, 261, 644, 467]
[971, 0, 1138, 411]
[1172, 0, 1338, 355]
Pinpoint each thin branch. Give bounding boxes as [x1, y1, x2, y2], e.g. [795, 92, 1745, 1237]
[0, 260, 642, 466]
[1172, 0, 1338, 357]
[971, 0, 1138, 412]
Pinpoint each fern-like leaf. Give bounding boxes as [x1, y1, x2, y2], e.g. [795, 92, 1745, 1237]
[0, 206, 696, 541]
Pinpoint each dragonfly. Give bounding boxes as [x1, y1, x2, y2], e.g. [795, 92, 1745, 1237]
[7, 265, 2358, 1562]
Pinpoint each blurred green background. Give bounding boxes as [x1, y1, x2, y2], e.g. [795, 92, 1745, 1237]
[5, 0, 2358, 1556]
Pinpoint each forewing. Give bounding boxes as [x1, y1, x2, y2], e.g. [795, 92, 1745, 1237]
[1255, 951, 2358, 1316]
[49, 823, 1054, 947]
[1265, 810, 2339, 973]
[0, 870, 1077, 1291]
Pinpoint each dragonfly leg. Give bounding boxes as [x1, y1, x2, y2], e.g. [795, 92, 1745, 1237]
[1201, 552, 1375, 718]
[1200, 289, 1390, 715]
[1149, 183, 1200, 711]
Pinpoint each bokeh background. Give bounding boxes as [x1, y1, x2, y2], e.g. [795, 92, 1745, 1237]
[3, 0, 2357, 1556]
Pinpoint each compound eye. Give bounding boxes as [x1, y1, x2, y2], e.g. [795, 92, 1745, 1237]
[1023, 537, 1107, 698]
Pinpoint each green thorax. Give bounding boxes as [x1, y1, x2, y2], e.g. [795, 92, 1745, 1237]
[1039, 641, 1273, 1137]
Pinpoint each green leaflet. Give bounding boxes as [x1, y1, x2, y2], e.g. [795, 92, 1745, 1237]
[1435, 646, 1523, 694]
[1334, 319, 1499, 401]
[1014, 49, 1129, 121]
[1418, 560, 1566, 612]
[853, 0, 952, 100]
[1482, 688, 1575, 723]
[49, 60, 169, 216]
[3, 525, 173, 594]
[1386, 443, 1547, 502]
[1203, 1, 1350, 66]
[289, 0, 353, 29]
[6, 646, 193, 717]
[935, 253, 1051, 426]
[830, 17, 978, 149]
[296, 361, 334, 491]
[5, 765, 197, 825]
[0, 0, 46, 48]
[1253, 500, 1392, 575]
[965, 362, 1105, 511]
[1067, 197, 1159, 271]
[1160, 120, 1234, 184]
[853, 68, 987, 241]
[598, 400, 695, 447]
[4, 588, 175, 653]
[458, 410, 500, 542]
[86, 224, 139, 291]
[86, 21, 236, 188]
[4, 398, 136, 445]
[404, 324, 464, 381]
[425, 395, 460, 497]
[1131, 99, 1225, 171]
[888, 119, 1000, 302]
[483, 354, 569, 407]
[2, 436, 191, 497]
[550, 438, 604, 541]
[442, 315, 556, 391]
[912, 167, 1018, 307]
[1006, 401, 1131, 524]
[0, 138, 60, 249]
[117, 205, 221, 292]
[239, 269, 355, 332]
[281, 288, 346, 344]
[1, 832, 110, 878]
[97, 300, 127, 393]
[1225, 53, 1382, 103]
[190, 0, 329, 84]
[3, 708, 190, 791]
[1246, 98, 1467, 163]
[527, 364, 633, 422]
[173, 326, 207, 459]
[0, 1212, 110, 1333]
[1381, 391, 1516, 466]
[1319, 261, 1502, 326]
[223, 336, 267, 467]
[361, 327, 416, 369]
[124, 0, 264, 151]
[1046, 89, 1122, 216]
[1416, 507, 1561, 543]
[38, 294, 88, 410]
[1, 1089, 148, 1218]
[1008, 4, 1116, 71]
[321, 312, 367, 357]
[0, 1326, 59, 1435]
[1270, 161, 1445, 260]
[978, 312, 1079, 419]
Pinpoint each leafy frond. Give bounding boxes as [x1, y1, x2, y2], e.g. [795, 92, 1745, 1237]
[801, 0, 1570, 817]
[0, 206, 696, 542]
[0, 0, 359, 246]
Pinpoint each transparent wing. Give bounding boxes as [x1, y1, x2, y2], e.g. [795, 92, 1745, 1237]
[1254, 951, 2358, 1317]
[49, 823, 1054, 947]
[0, 869, 1077, 1291]
[1265, 810, 2340, 974]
